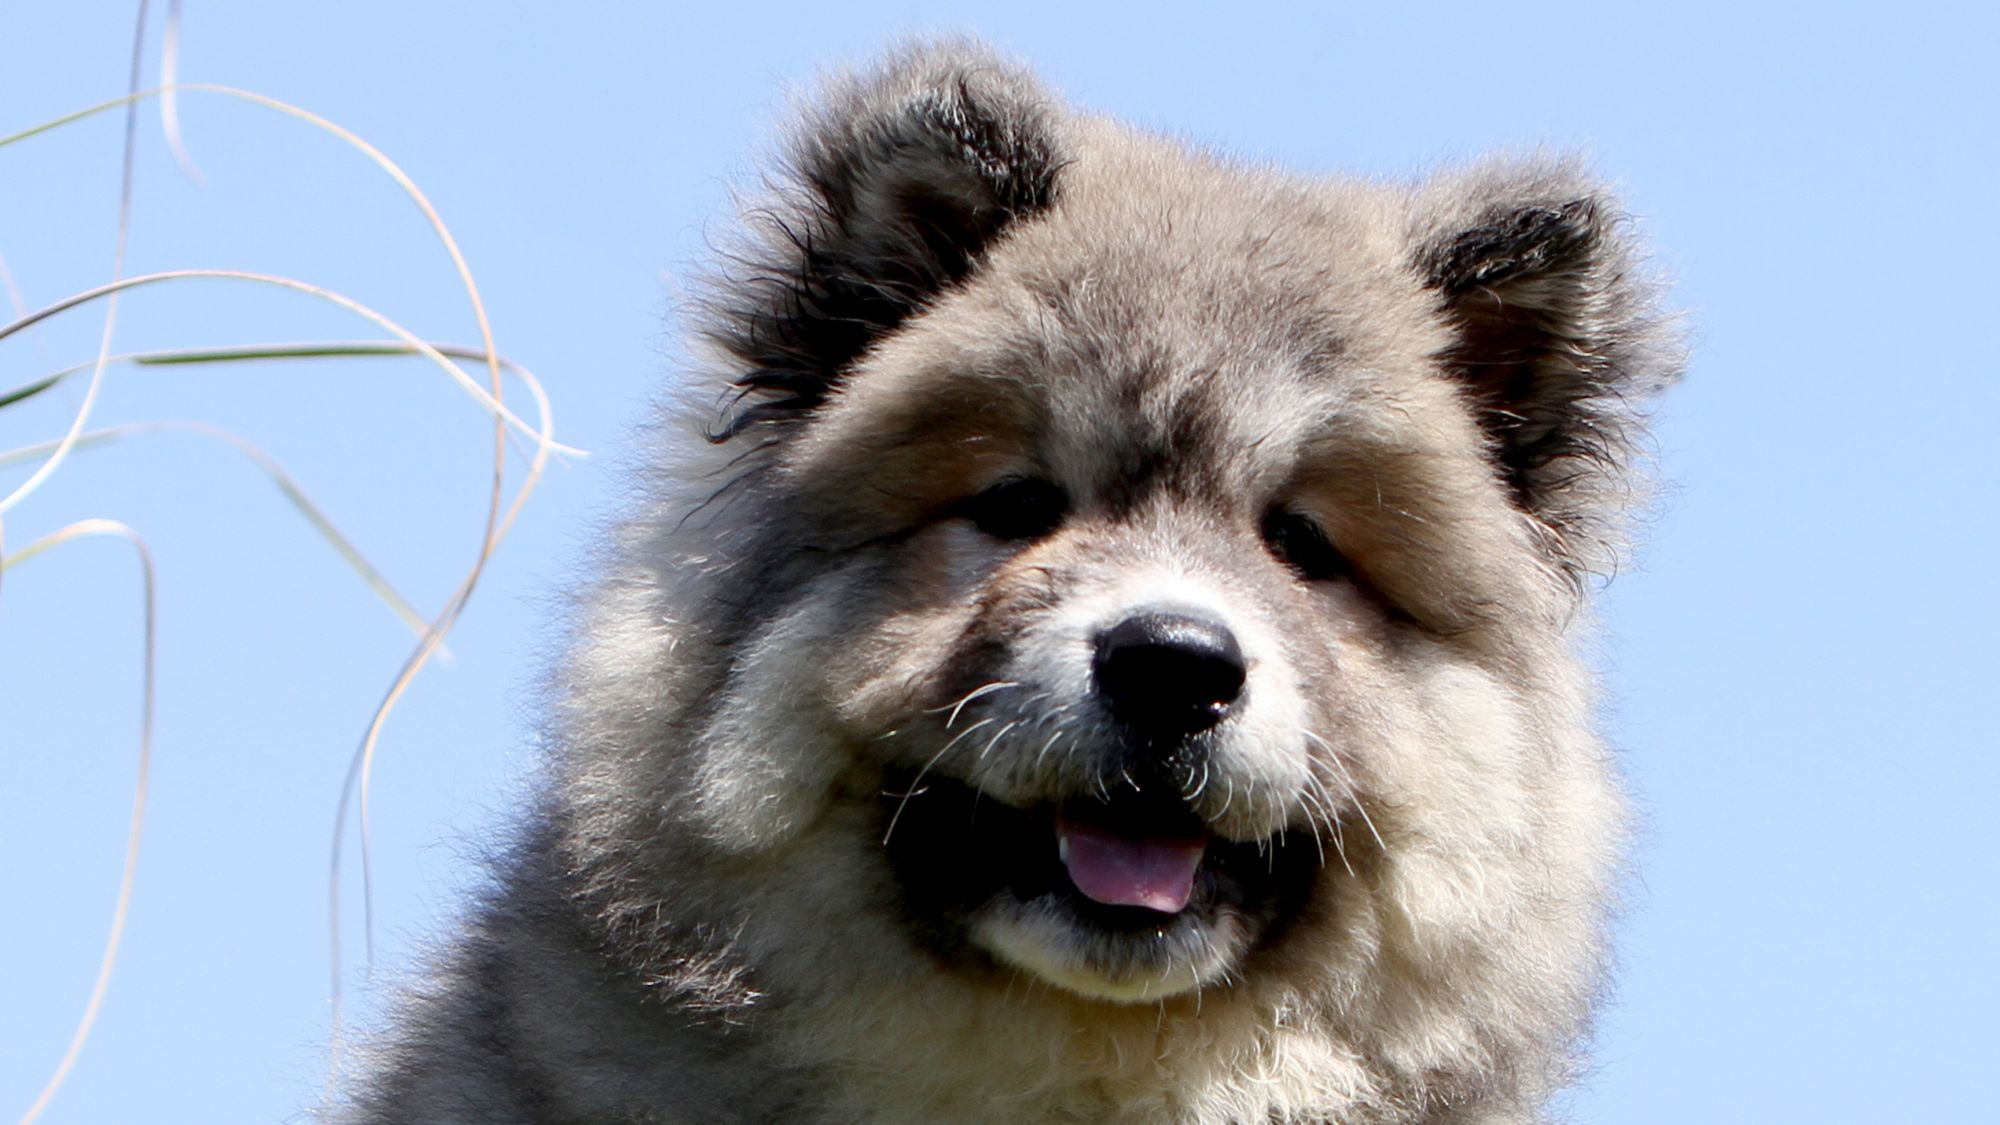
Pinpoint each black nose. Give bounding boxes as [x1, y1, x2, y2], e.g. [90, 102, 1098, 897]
[1093, 612, 1247, 740]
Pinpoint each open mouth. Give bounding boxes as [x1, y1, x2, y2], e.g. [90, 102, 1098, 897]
[1056, 808, 1208, 914]
[877, 768, 1321, 999]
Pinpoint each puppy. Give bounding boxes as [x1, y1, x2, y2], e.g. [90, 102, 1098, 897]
[348, 39, 1678, 1124]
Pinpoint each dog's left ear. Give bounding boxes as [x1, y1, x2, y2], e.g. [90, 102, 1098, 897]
[1410, 160, 1681, 581]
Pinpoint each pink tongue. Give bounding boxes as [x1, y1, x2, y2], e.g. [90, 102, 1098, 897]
[1056, 813, 1208, 914]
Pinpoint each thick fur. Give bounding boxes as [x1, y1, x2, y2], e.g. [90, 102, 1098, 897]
[345, 41, 1679, 1124]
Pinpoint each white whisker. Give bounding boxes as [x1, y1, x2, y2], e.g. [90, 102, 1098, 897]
[1302, 770, 1352, 876]
[977, 720, 1020, 763]
[882, 717, 996, 846]
[1034, 729, 1065, 770]
[929, 680, 1020, 728]
[1295, 783, 1330, 868]
[1303, 728, 1385, 853]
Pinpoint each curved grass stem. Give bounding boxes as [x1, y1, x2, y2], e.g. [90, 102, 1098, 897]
[5, 521, 156, 1125]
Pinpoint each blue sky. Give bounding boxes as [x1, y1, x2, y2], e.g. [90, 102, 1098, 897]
[2, 2, 1994, 1121]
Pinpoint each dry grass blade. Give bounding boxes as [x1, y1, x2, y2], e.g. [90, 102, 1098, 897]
[0, 338, 576, 641]
[0, 342, 576, 463]
[127, 341, 575, 465]
[0, 278, 570, 1043]
[159, 0, 204, 184]
[0, 251, 29, 320]
[0, 77, 518, 512]
[326, 338, 562, 1085]
[0, 0, 148, 525]
[4, 8, 149, 1113]
[0, 273, 579, 458]
[4, 520, 156, 1125]
[3, 83, 495, 389]
[1, 51, 571, 1103]
[0, 420, 435, 643]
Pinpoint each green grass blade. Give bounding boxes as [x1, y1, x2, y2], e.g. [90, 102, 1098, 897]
[0, 372, 62, 410]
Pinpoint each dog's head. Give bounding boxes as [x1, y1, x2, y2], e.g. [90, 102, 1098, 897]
[566, 40, 1676, 1072]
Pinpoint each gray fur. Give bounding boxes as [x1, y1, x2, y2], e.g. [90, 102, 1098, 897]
[342, 39, 1679, 1124]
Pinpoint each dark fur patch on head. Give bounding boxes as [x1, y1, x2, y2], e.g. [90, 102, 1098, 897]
[706, 45, 1064, 440]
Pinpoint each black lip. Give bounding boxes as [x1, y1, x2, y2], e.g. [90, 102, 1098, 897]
[875, 768, 1321, 962]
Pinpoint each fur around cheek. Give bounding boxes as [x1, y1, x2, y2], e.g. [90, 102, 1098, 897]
[1340, 657, 1561, 938]
[686, 542, 1000, 852]
[687, 596, 860, 852]
[825, 523, 1013, 733]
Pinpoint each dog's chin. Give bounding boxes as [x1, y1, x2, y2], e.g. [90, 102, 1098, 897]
[967, 888, 1256, 1002]
[877, 770, 1321, 1004]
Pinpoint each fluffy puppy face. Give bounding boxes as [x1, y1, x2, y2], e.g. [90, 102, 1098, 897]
[757, 221, 1570, 1003]
[570, 42, 1675, 1106]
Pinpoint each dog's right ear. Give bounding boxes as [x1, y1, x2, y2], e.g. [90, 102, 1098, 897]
[707, 42, 1064, 439]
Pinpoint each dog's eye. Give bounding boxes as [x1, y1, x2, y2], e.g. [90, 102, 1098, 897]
[960, 477, 1067, 541]
[1261, 508, 1351, 582]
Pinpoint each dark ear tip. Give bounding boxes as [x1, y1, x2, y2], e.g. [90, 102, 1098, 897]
[1411, 153, 1611, 236]
[785, 36, 1065, 216]
[1413, 154, 1626, 296]
[797, 35, 1062, 143]
[1430, 196, 1605, 294]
